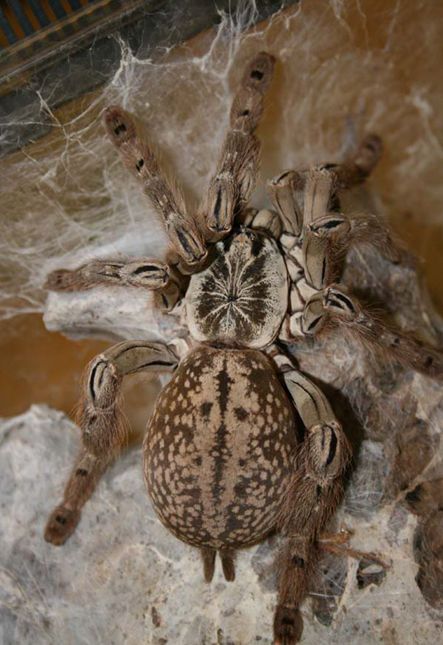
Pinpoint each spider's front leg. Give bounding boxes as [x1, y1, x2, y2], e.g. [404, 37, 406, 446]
[201, 52, 275, 236]
[44, 340, 178, 545]
[270, 134, 404, 281]
[45, 257, 183, 311]
[271, 354, 351, 644]
[104, 106, 207, 269]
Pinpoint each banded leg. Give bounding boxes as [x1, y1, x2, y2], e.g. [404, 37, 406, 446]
[104, 106, 206, 267]
[268, 134, 387, 281]
[202, 52, 275, 235]
[268, 169, 305, 236]
[321, 286, 443, 378]
[273, 359, 351, 644]
[45, 257, 183, 310]
[301, 165, 350, 290]
[44, 340, 178, 545]
[302, 209, 406, 291]
[303, 134, 382, 222]
[284, 285, 443, 379]
[301, 145, 401, 290]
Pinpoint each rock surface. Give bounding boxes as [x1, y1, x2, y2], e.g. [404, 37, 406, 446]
[2, 2, 443, 643]
[1, 402, 442, 644]
[10, 143, 443, 645]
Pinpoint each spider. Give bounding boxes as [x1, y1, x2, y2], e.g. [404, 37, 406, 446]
[43, 52, 443, 644]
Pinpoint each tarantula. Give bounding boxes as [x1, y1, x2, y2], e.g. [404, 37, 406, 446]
[44, 52, 443, 644]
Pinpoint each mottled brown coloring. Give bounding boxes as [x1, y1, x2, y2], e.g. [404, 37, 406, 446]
[144, 346, 296, 549]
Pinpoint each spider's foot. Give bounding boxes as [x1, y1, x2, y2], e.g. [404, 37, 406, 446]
[45, 269, 80, 292]
[355, 133, 383, 174]
[44, 505, 81, 545]
[273, 605, 303, 645]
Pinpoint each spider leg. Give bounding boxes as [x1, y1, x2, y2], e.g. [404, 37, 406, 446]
[45, 257, 183, 311]
[321, 286, 443, 378]
[283, 285, 443, 378]
[333, 133, 383, 189]
[278, 152, 413, 342]
[201, 52, 275, 236]
[271, 353, 351, 644]
[268, 134, 382, 228]
[319, 530, 390, 571]
[245, 207, 282, 238]
[268, 170, 305, 236]
[104, 106, 207, 268]
[301, 160, 403, 289]
[270, 135, 401, 271]
[44, 340, 178, 545]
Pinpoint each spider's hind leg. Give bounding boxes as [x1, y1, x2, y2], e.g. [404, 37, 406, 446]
[271, 353, 352, 644]
[44, 340, 178, 545]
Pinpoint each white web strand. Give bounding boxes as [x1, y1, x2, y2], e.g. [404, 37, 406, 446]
[1, 0, 443, 320]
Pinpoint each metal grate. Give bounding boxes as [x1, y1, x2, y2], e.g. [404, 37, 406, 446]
[0, 1, 109, 49]
[0, 0, 295, 156]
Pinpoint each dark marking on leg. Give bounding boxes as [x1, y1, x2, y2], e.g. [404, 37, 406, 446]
[292, 555, 305, 568]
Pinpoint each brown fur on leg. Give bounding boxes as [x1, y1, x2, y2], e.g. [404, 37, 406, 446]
[45, 506, 81, 545]
[273, 414, 352, 643]
[44, 449, 109, 545]
[322, 286, 443, 379]
[45, 341, 178, 545]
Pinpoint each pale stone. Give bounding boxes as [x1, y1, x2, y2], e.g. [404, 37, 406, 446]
[0, 400, 441, 644]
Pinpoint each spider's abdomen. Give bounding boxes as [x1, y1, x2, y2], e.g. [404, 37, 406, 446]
[143, 346, 297, 549]
[186, 229, 288, 348]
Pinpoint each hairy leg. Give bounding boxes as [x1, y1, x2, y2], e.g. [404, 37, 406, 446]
[321, 286, 443, 378]
[299, 143, 401, 291]
[284, 285, 443, 378]
[268, 133, 386, 264]
[44, 340, 178, 545]
[104, 106, 206, 267]
[45, 257, 183, 310]
[301, 209, 406, 291]
[45, 448, 111, 545]
[268, 170, 305, 236]
[202, 52, 275, 235]
[272, 355, 351, 644]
